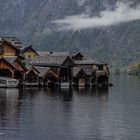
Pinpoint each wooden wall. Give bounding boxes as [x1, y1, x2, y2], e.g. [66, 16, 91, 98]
[0, 42, 16, 57]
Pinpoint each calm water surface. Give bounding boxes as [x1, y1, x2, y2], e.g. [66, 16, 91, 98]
[0, 75, 140, 140]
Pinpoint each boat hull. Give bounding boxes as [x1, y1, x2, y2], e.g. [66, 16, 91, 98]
[0, 77, 19, 88]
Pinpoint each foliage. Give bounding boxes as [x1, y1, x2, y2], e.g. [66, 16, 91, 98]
[129, 61, 140, 75]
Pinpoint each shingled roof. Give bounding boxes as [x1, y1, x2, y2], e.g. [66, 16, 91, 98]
[21, 45, 39, 55]
[73, 67, 93, 77]
[30, 55, 73, 67]
[74, 59, 108, 65]
[94, 60, 108, 65]
[3, 37, 22, 48]
[30, 51, 108, 67]
[1, 37, 20, 51]
[4, 56, 27, 71]
[34, 66, 50, 77]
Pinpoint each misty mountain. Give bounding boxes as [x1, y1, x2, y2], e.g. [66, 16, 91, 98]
[0, 0, 140, 67]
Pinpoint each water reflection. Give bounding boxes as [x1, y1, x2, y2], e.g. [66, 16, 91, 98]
[0, 88, 20, 118]
[59, 88, 73, 102]
[0, 87, 109, 103]
[46, 87, 108, 102]
[0, 87, 108, 120]
[0, 87, 109, 140]
[0, 88, 19, 98]
[1, 75, 140, 140]
[0, 89, 20, 138]
[75, 87, 109, 101]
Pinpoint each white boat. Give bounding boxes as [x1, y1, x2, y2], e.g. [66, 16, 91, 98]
[0, 77, 19, 88]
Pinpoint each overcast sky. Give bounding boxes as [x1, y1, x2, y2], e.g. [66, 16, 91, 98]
[53, 2, 140, 31]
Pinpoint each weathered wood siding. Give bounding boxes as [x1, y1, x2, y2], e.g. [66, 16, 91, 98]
[1, 43, 16, 56]
[13, 61, 25, 72]
[0, 60, 13, 70]
[23, 49, 37, 59]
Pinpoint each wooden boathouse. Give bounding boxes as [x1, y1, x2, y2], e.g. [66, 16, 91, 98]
[27, 52, 109, 88]
[0, 37, 27, 80]
[28, 55, 74, 87]
[0, 36, 109, 88]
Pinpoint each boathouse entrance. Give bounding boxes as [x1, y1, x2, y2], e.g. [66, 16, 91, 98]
[43, 68, 59, 88]
[14, 71, 24, 80]
[59, 56, 74, 84]
[59, 67, 72, 82]
[97, 75, 109, 86]
[90, 72, 96, 86]
[76, 69, 87, 86]
[25, 70, 39, 85]
[44, 76, 58, 88]
[0, 69, 13, 77]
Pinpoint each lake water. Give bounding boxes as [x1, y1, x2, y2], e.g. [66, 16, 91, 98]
[0, 75, 140, 140]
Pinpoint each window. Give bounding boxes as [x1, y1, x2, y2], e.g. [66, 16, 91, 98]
[28, 55, 31, 59]
[98, 65, 104, 71]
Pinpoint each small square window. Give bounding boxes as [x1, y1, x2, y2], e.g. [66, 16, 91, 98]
[28, 55, 31, 59]
[98, 65, 103, 70]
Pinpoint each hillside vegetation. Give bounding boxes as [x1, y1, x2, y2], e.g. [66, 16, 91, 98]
[0, 0, 140, 68]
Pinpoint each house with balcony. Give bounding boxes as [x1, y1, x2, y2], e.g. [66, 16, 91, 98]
[3, 37, 23, 49]
[0, 37, 27, 80]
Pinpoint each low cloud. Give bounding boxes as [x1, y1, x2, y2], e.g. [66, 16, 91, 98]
[52, 2, 140, 31]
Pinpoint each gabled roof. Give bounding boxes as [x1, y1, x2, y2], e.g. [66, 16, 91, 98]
[62, 56, 75, 66]
[28, 65, 40, 73]
[76, 68, 87, 78]
[31, 55, 74, 67]
[0, 58, 16, 70]
[74, 59, 108, 65]
[42, 68, 59, 79]
[73, 67, 93, 77]
[74, 60, 96, 65]
[73, 52, 84, 56]
[26, 65, 40, 75]
[31, 52, 108, 67]
[21, 45, 39, 56]
[94, 60, 108, 65]
[31, 56, 64, 66]
[34, 66, 50, 77]
[4, 56, 27, 71]
[3, 37, 22, 48]
[1, 37, 20, 51]
[72, 52, 84, 59]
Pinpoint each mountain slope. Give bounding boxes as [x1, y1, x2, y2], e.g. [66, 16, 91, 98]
[0, 0, 140, 67]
